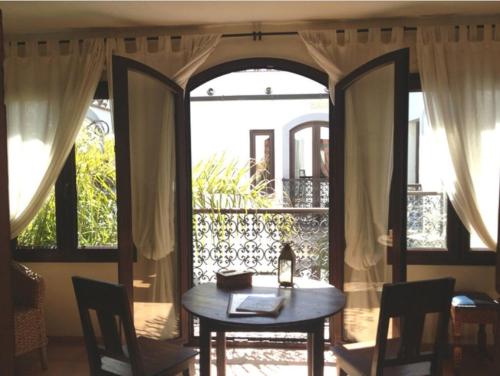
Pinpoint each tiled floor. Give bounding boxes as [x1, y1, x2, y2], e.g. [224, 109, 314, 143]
[14, 338, 498, 375]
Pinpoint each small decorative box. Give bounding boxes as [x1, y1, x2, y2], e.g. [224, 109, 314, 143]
[216, 269, 253, 289]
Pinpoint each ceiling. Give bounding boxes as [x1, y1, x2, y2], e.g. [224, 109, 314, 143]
[2, 1, 500, 36]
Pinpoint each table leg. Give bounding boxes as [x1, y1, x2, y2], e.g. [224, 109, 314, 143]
[307, 333, 313, 376]
[199, 319, 211, 376]
[478, 324, 487, 357]
[312, 321, 325, 376]
[216, 332, 226, 376]
[452, 316, 462, 373]
[494, 311, 500, 374]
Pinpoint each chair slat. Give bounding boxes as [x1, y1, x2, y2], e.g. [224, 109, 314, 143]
[72, 276, 197, 376]
[336, 277, 455, 376]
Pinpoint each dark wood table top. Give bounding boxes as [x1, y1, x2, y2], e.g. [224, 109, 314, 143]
[182, 277, 345, 328]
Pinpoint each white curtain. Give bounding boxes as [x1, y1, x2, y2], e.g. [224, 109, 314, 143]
[300, 29, 400, 341]
[342, 64, 395, 341]
[5, 39, 105, 237]
[417, 25, 500, 251]
[106, 34, 221, 339]
[299, 27, 407, 99]
[344, 64, 395, 271]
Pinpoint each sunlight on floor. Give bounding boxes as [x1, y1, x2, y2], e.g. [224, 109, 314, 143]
[194, 347, 338, 376]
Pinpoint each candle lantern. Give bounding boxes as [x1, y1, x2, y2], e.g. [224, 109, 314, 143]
[278, 242, 295, 287]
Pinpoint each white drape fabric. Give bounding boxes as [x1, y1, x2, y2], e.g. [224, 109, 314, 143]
[343, 64, 395, 341]
[127, 71, 177, 261]
[299, 28, 407, 99]
[107, 34, 220, 339]
[344, 64, 395, 270]
[5, 39, 105, 237]
[300, 28, 400, 341]
[417, 25, 500, 250]
[107, 34, 221, 90]
[106, 34, 220, 261]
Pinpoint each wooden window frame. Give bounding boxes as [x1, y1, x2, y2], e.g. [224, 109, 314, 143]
[390, 73, 496, 266]
[249, 129, 275, 191]
[13, 81, 120, 262]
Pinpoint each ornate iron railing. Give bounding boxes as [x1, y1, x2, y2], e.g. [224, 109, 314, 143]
[282, 178, 329, 208]
[407, 191, 447, 249]
[192, 207, 329, 284]
[192, 191, 447, 285]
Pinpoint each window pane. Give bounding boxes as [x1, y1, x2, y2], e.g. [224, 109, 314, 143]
[320, 126, 329, 178]
[17, 188, 56, 248]
[294, 127, 313, 177]
[407, 92, 447, 249]
[254, 134, 272, 184]
[76, 100, 117, 247]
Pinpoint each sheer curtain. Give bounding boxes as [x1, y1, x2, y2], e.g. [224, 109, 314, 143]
[417, 25, 500, 251]
[107, 34, 221, 339]
[300, 29, 403, 341]
[299, 27, 407, 99]
[5, 39, 105, 237]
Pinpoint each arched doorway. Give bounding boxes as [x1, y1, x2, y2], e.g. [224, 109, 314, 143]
[185, 58, 335, 344]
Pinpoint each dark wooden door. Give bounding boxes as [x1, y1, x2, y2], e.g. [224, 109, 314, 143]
[331, 48, 409, 341]
[112, 56, 190, 343]
[0, 10, 15, 375]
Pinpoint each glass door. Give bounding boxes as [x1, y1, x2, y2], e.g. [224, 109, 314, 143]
[332, 48, 409, 341]
[112, 56, 190, 342]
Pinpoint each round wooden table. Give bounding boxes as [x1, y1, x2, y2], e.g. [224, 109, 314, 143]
[182, 277, 345, 376]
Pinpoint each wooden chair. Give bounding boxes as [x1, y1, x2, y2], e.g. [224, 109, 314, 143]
[72, 276, 197, 376]
[334, 278, 455, 376]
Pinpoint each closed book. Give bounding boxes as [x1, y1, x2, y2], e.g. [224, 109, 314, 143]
[236, 295, 285, 316]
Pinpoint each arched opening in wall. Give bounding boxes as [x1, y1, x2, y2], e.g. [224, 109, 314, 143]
[186, 58, 333, 345]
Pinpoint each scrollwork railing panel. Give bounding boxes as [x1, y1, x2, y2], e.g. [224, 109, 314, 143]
[192, 208, 329, 284]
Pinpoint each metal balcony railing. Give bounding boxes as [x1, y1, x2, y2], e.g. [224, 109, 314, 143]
[192, 190, 447, 285]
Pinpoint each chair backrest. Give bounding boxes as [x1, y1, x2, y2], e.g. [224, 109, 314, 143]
[371, 277, 455, 376]
[72, 276, 144, 375]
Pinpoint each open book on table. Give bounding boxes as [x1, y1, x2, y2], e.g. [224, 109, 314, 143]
[227, 293, 285, 317]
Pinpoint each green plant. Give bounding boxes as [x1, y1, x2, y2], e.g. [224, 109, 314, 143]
[17, 122, 117, 248]
[192, 153, 273, 210]
[16, 190, 56, 247]
[75, 126, 117, 247]
[192, 153, 273, 244]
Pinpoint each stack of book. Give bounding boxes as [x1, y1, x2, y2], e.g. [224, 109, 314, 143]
[227, 293, 285, 317]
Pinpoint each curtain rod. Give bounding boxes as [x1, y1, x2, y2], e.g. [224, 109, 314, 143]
[12, 24, 494, 45]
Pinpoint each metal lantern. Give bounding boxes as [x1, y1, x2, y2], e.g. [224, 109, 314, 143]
[278, 242, 295, 287]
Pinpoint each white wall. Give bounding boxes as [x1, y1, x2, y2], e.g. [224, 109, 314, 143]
[27, 32, 497, 344]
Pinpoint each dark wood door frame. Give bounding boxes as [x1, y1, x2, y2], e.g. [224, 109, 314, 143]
[112, 56, 189, 343]
[333, 48, 409, 341]
[186, 58, 335, 343]
[0, 10, 15, 375]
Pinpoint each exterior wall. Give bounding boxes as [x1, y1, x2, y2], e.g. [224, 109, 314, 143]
[26, 32, 496, 344]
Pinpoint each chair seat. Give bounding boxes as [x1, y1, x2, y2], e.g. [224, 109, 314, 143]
[101, 337, 198, 376]
[333, 339, 431, 376]
[140, 337, 198, 376]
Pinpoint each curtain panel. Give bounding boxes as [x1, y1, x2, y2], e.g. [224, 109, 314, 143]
[4, 38, 105, 237]
[417, 24, 500, 250]
[106, 33, 220, 339]
[106, 33, 220, 261]
[299, 27, 411, 100]
[300, 28, 408, 341]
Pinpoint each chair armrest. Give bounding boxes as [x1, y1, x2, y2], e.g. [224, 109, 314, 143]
[11, 262, 45, 309]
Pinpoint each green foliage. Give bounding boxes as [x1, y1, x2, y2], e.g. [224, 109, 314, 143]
[76, 126, 117, 247]
[17, 190, 56, 247]
[192, 153, 280, 248]
[192, 153, 273, 210]
[17, 123, 117, 248]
